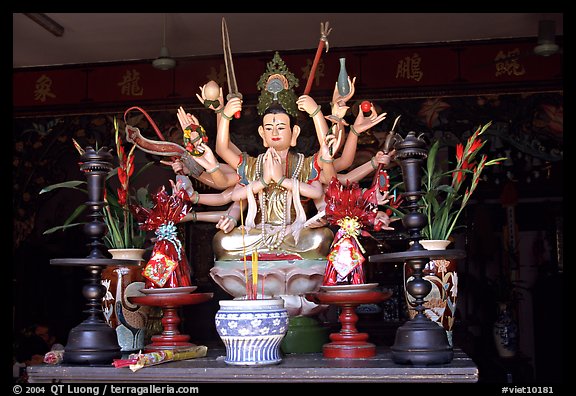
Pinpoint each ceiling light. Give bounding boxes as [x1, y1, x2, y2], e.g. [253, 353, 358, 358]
[534, 19, 559, 57]
[153, 46, 176, 70]
[153, 14, 176, 70]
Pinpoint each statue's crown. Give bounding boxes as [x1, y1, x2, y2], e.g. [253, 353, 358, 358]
[257, 52, 299, 118]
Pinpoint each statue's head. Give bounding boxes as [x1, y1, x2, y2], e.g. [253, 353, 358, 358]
[258, 104, 300, 150]
[256, 52, 301, 150]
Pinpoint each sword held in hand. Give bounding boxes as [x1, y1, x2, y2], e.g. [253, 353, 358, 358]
[222, 18, 242, 119]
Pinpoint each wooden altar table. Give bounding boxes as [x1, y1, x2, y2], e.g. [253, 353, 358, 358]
[28, 347, 478, 383]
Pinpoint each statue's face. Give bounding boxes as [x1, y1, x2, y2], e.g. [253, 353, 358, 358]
[260, 112, 293, 150]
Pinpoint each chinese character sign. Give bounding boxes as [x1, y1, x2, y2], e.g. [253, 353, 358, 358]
[34, 75, 56, 102]
[396, 53, 424, 82]
[495, 49, 526, 77]
[118, 69, 144, 96]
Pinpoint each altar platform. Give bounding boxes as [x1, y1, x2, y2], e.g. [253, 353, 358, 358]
[28, 347, 478, 383]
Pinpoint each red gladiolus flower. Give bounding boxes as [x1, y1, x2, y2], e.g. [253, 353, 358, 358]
[118, 167, 127, 186]
[117, 143, 125, 161]
[423, 121, 507, 241]
[456, 143, 464, 161]
[454, 160, 469, 184]
[467, 139, 483, 156]
[117, 187, 127, 207]
[128, 155, 135, 178]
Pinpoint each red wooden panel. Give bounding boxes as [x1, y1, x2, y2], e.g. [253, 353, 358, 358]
[13, 69, 86, 106]
[361, 47, 459, 87]
[88, 64, 173, 102]
[460, 42, 561, 83]
[13, 39, 562, 110]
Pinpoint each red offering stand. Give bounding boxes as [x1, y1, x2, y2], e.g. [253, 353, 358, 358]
[306, 284, 391, 358]
[129, 290, 213, 352]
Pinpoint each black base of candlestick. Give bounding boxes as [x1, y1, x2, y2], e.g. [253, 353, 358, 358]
[390, 314, 453, 365]
[63, 319, 121, 365]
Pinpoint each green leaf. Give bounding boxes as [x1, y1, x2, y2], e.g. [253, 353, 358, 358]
[43, 222, 84, 235]
[426, 140, 440, 181]
[133, 161, 155, 181]
[39, 180, 86, 194]
[63, 205, 87, 226]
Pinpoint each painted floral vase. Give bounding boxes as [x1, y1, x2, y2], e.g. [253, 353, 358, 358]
[493, 302, 518, 358]
[405, 239, 458, 346]
[102, 248, 151, 352]
[215, 298, 289, 366]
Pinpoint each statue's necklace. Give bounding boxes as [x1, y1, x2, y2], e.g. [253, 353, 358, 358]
[255, 152, 304, 250]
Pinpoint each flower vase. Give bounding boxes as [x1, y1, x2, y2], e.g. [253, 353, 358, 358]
[215, 298, 289, 366]
[493, 302, 518, 358]
[102, 248, 151, 352]
[404, 239, 458, 346]
[337, 57, 350, 96]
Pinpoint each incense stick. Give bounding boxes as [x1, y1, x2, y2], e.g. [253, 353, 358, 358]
[239, 198, 250, 298]
[251, 249, 258, 300]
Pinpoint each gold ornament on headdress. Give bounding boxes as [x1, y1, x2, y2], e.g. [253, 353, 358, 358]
[257, 52, 299, 118]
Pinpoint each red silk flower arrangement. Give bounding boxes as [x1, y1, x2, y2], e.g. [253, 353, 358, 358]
[322, 178, 379, 286]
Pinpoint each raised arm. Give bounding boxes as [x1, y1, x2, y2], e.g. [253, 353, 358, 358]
[318, 127, 342, 184]
[296, 94, 329, 146]
[216, 97, 243, 168]
[334, 103, 387, 172]
[324, 76, 356, 156]
[173, 106, 237, 190]
[196, 83, 242, 156]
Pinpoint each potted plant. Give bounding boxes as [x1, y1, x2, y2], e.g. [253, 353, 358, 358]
[40, 117, 154, 352]
[421, 121, 506, 244]
[403, 121, 506, 345]
[41, 118, 152, 252]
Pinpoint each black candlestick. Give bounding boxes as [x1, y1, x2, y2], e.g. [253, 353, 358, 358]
[369, 131, 465, 365]
[51, 146, 138, 365]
